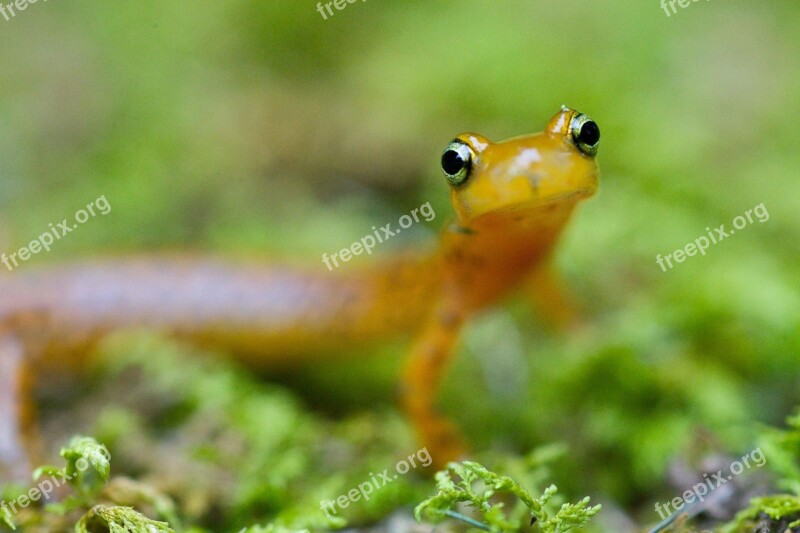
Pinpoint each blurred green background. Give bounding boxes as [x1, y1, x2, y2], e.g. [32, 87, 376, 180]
[1, 1, 799, 531]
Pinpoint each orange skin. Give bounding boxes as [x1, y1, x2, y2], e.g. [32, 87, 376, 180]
[0, 107, 599, 479]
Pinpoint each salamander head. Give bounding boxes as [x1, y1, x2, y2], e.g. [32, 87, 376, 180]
[442, 107, 600, 225]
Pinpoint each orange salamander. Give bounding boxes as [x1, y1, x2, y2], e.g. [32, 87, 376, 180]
[0, 107, 600, 479]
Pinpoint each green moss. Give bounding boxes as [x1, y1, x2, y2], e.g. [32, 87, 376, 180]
[415, 458, 600, 532]
[719, 411, 800, 532]
[722, 495, 800, 532]
[75, 505, 173, 533]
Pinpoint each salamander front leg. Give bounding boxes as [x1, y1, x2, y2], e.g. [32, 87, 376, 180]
[0, 334, 38, 482]
[401, 308, 467, 469]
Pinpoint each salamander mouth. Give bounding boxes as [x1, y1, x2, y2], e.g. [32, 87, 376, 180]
[500, 188, 596, 212]
[466, 188, 595, 229]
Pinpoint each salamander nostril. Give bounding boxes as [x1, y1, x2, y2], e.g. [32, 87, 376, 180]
[526, 172, 543, 191]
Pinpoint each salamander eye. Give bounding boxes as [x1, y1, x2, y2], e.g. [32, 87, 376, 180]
[569, 114, 600, 156]
[441, 140, 473, 187]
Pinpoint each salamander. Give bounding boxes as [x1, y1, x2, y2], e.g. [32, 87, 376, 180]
[0, 106, 600, 479]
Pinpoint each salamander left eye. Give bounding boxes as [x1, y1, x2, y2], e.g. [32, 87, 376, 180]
[441, 140, 473, 187]
[569, 114, 600, 156]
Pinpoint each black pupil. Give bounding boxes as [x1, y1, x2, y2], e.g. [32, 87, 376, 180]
[579, 121, 600, 146]
[442, 149, 466, 176]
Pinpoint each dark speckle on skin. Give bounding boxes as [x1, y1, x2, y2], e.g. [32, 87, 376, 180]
[449, 224, 476, 235]
[438, 309, 461, 329]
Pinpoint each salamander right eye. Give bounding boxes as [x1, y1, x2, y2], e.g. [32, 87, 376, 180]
[441, 140, 473, 187]
[569, 113, 600, 156]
